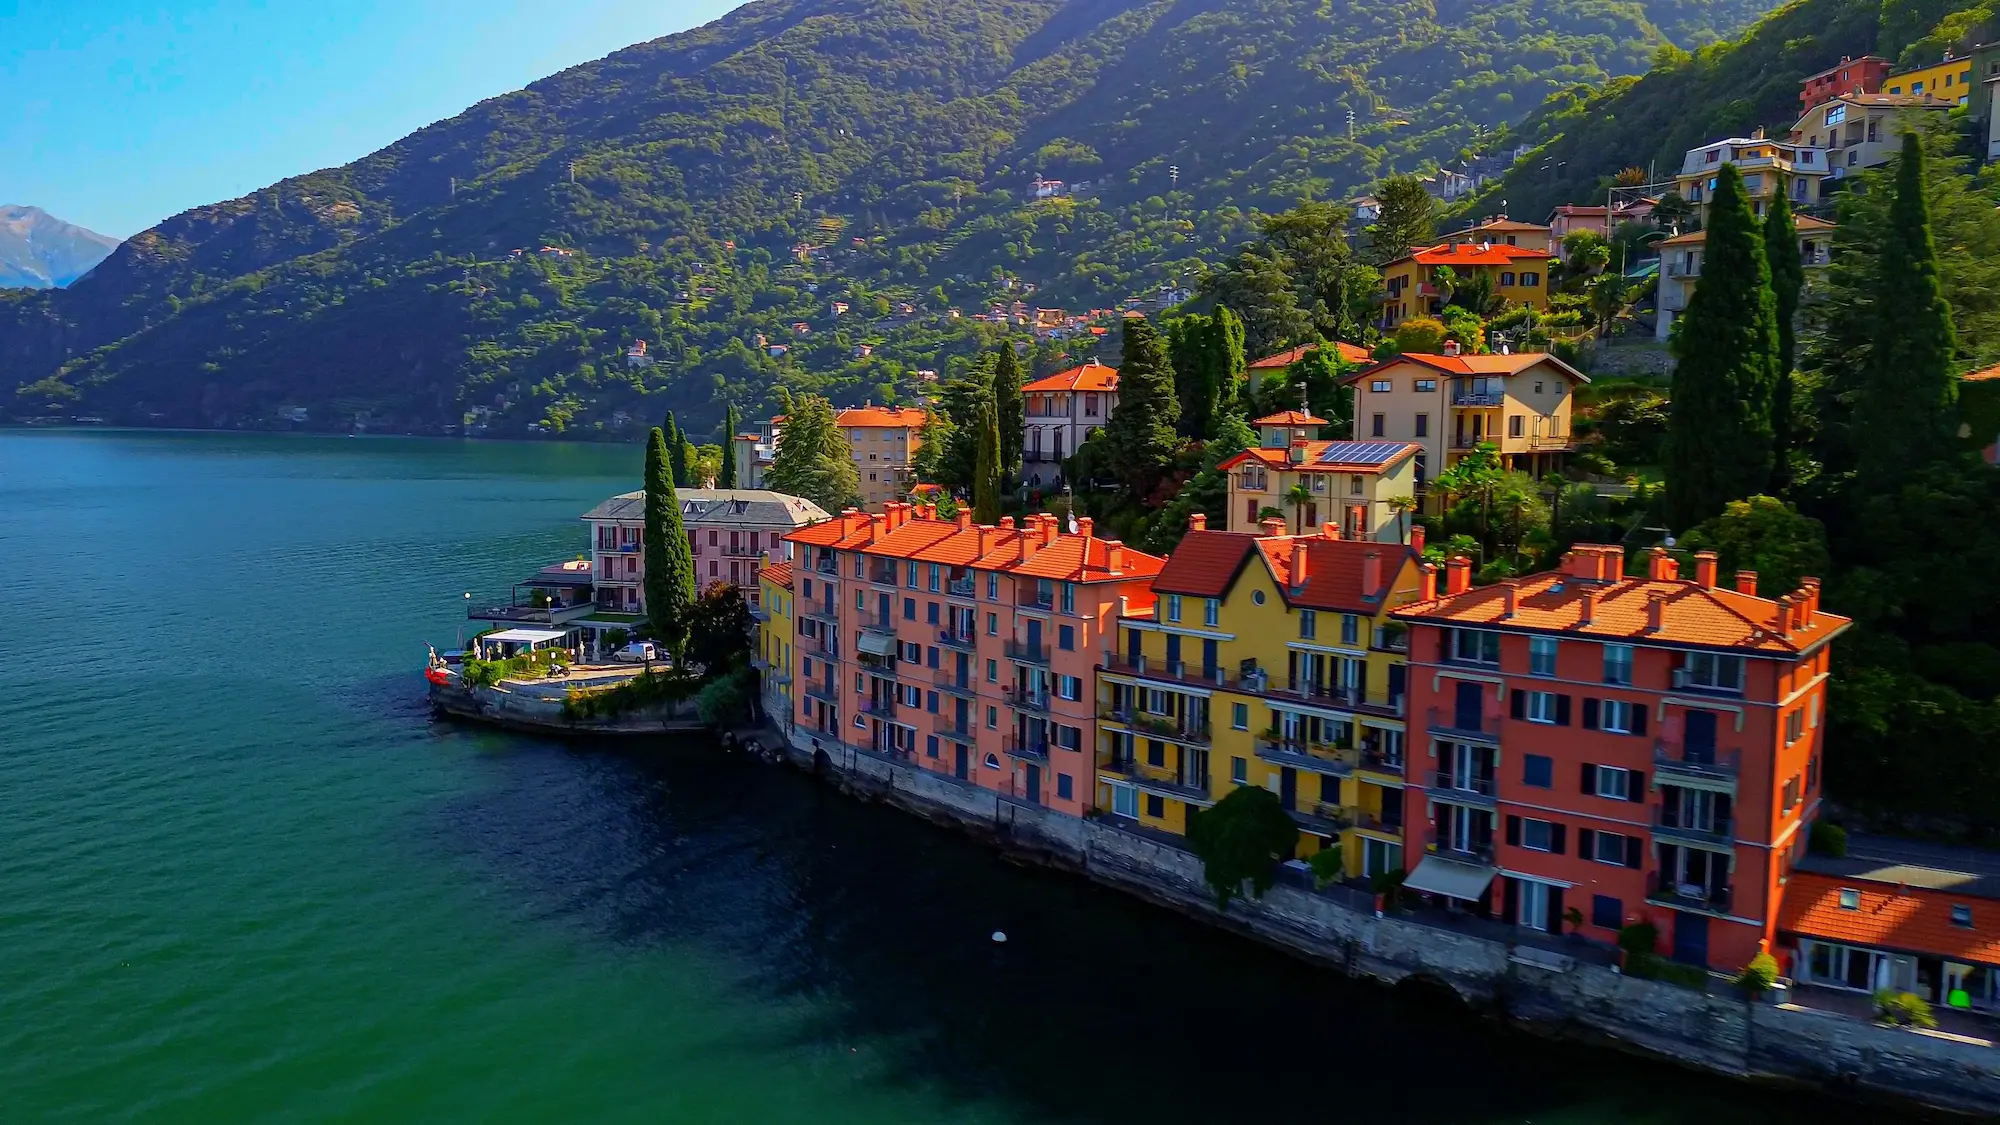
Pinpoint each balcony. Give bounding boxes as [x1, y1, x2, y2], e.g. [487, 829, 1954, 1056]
[1426, 706, 1499, 745]
[1004, 736, 1050, 761]
[1004, 640, 1051, 665]
[933, 712, 975, 741]
[1451, 390, 1503, 407]
[1425, 830, 1495, 866]
[1287, 802, 1355, 837]
[859, 697, 898, 720]
[867, 564, 899, 587]
[598, 540, 642, 554]
[1359, 746, 1405, 777]
[1254, 737, 1357, 777]
[1099, 652, 1229, 690]
[932, 670, 979, 698]
[1666, 260, 1701, 279]
[938, 628, 978, 651]
[860, 615, 898, 639]
[1646, 878, 1734, 917]
[1005, 684, 1053, 713]
[1428, 770, 1497, 807]
[1020, 591, 1055, 612]
[721, 542, 767, 558]
[806, 633, 840, 659]
[1104, 707, 1212, 747]
[1522, 435, 1579, 452]
[468, 600, 597, 626]
[1352, 806, 1403, 836]
[805, 683, 841, 707]
[814, 557, 838, 575]
[1652, 808, 1735, 850]
[947, 576, 976, 600]
[1653, 742, 1741, 787]
[1098, 757, 1211, 805]
[1268, 679, 1406, 718]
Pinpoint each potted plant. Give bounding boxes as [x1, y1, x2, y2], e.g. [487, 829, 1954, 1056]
[1562, 905, 1585, 940]
[1734, 952, 1780, 1002]
[1309, 846, 1345, 889]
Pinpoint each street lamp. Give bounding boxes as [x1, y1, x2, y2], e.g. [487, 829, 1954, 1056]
[458, 592, 471, 650]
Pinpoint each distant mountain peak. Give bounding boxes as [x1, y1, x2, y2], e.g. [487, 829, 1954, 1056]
[0, 206, 121, 289]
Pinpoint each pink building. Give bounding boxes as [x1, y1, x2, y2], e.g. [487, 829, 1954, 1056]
[585, 488, 830, 616]
[786, 505, 1164, 817]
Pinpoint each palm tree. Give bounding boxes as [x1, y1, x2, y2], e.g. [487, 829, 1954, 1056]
[1386, 494, 1421, 543]
[1285, 483, 1314, 534]
[1429, 265, 1457, 312]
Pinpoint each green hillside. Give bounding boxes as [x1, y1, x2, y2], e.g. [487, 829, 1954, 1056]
[3, 0, 1776, 438]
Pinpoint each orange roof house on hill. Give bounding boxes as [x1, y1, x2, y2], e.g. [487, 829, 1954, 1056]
[1023, 363, 1120, 486]
[1248, 342, 1373, 370]
[1380, 239, 1553, 328]
[1022, 361, 1118, 393]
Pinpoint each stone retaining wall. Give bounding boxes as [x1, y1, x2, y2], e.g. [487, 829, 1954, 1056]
[767, 727, 2000, 1116]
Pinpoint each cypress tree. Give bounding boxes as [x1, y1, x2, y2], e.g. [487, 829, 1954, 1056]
[992, 343, 1024, 485]
[1104, 315, 1182, 496]
[1764, 186, 1804, 491]
[1213, 305, 1247, 420]
[643, 427, 698, 660]
[664, 411, 690, 487]
[719, 404, 740, 487]
[972, 394, 1003, 525]
[1168, 313, 1215, 440]
[1857, 132, 1959, 483]
[1666, 164, 1778, 531]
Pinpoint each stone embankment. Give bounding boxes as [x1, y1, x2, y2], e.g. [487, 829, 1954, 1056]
[737, 725, 2000, 1118]
[428, 680, 701, 734]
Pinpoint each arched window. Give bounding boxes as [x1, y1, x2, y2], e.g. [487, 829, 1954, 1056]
[984, 753, 1000, 771]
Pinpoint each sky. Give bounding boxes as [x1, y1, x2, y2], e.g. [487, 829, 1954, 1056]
[0, 0, 742, 239]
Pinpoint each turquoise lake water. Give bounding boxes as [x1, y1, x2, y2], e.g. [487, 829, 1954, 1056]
[0, 429, 1914, 1123]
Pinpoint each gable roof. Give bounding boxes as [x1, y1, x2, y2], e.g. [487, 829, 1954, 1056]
[1660, 215, 1835, 248]
[1152, 531, 1262, 598]
[785, 508, 1163, 585]
[1252, 409, 1329, 426]
[1247, 342, 1373, 370]
[1346, 351, 1589, 384]
[1022, 361, 1118, 393]
[1255, 534, 1418, 614]
[1781, 870, 2000, 968]
[760, 560, 794, 588]
[837, 406, 927, 430]
[1217, 441, 1421, 475]
[1394, 243, 1552, 269]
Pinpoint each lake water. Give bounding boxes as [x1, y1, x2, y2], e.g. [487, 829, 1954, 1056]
[0, 429, 1909, 1123]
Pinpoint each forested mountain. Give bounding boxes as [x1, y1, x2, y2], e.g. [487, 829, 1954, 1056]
[0, 207, 119, 289]
[2, 0, 1773, 438]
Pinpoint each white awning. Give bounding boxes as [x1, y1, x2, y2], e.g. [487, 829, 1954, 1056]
[857, 632, 897, 657]
[1404, 856, 1497, 902]
[484, 627, 570, 645]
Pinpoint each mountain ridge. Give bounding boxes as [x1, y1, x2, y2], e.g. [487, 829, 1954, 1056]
[0, 206, 120, 290]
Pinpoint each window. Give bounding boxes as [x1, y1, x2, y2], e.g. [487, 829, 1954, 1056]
[1232, 756, 1248, 784]
[1058, 624, 1075, 651]
[987, 573, 999, 600]
[1529, 636, 1557, 676]
[1826, 104, 1845, 125]
[986, 658, 998, 682]
[926, 602, 940, 625]
[1349, 475, 1364, 496]
[1683, 652, 1744, 691]
[1415, 413, 1429, 437]
[1500, 272, 1516, 286]
[1584, 829, 1639, 867]
[1112, 785, 1138, 818]
[1371, 413, 1386, 437]
[1508, 415, 1524, 438]
[1232, 702, 1249, 730]
[903, 597, 916, 620]
[1203, 598, 1220, 627]
[1452, 629, 1501, 665]
[1534, 381, 1544, 395]
[927, 647, 939, 668]
[1252, 589, 1266, 606]
[926, 736, 939, 759]
[1370, 380, 1392, 393]
[1588, 764, 1634, 800]
[1165, 595, 1182, 623]
[1146, 794, 1165, 819]
[1520, 272, 1539, 287]
[1838, 888, 1861, 910]
[1953, 905, 1974, 928]
[986, 705, 999, 729]
[907, 561, 919, 588]
[1415, 379, 1437, 392]
[1785, 709, 1805, 745]
[1592, 894, 1622, 930]
[1058, 675, 1081, 701]
[986, 612, 998, 635]
[1782, 775, 1801, 813]
[1062, 582, 1076, 614]
[1520, 818, 1555, 852]
[1526, 691, 1558, 724]
[928, 564, 940, 592]
[1523, 754, 1553, 789]
[1600, 699, 1637, 734]
[1299, 609, 1317, 639]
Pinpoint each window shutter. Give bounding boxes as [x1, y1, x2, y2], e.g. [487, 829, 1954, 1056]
[1577, 827, 1595, 861]
[1555, 694, 1572, 726]
[1510, 690, 1526, 720]
[1581, 698, 1599, 730]
[1550, 823, 1567, 855]
[1632, 706, 1648, 737]
[1626, 770, 1646, 802]
[1624, 836, 1643, 869]
[1506, 815, 1522, 846]
[1580, 763, 1597, 795]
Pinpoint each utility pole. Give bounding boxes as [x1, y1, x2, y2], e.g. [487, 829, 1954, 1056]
[1346, 109, 1356, 138]
[566, 161, 577, 184]
[1169, 165, 1179, 192]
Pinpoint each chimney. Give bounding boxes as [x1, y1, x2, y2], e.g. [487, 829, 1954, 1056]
[1580, 587, 1599, 625]
[957, 510, 972, 531]
[1290, 439, 1308, 464]
[1599, 546, 1626, 581]
[1647, 591, 1667, 633]
[1259, 517, 1287, 538]
[1188, 513, 1207, 533]
[1022, 531, 1039, 560]
[1736, 569, 1758, 596]
[1041, 515, 1058, 546]
[1322, 522, 1341, 540]
[1105, 541, 1123, 572]
[1445, 555, 1472, 596]
[1363, 550, 1382, 596]
[1775, 594, 1795, 639]
[1442, 339, 1462, 358]
[841, 508, 867, 536]
[1419, 562, 1440, 600]
[1293, 543, 1312, 589]
[1500, 585, 1517, 619]
[1000, 516, 1016, 530]
[1693, 551, 1718, 590]
[868, 513, 887, 542]
[1648, 546, 1677, 581]
[1409, 525, 1426, 557]
[1077, 517, 1094, 539]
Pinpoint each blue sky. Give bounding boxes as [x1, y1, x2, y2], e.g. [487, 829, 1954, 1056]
[0, 0, 741, 238]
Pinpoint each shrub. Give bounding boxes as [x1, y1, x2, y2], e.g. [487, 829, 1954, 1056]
[1186, 784, 1300, 910]
[604, 628, 630, 650]
[1735, 952, 1780, 995]
[1809, 820, 1848, 858]
[1874, 989, 1938, 1029]
[1630, 956, 1711, 991]
[1617, 920, 1659, 961]
[1308, 846, 1345, 888]
[561, 668, 698, 720]
[696, 667, 754, 727]
[1370, 868, 1407, 909]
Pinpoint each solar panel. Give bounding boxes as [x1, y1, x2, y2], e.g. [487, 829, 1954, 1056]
[1315, 441, 1407, 466]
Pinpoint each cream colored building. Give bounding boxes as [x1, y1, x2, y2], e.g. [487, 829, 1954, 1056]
[1342, 349, 1586, 485]
[1675, 132, 1829, 221]
[1657, 216, 1837, 340]
[1789, 92, 1954, 181]
[731, 404, 927, 512]
[1215, 411, 1419, 542]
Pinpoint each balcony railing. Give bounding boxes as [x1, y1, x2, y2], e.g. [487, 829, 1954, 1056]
[1426, 706, 1499, 744]
[1004, 640, 1051, 665]
[1428, 770, 1497, 806]
[1004, 685, 1053, 713]
[721, 543, 767, 558]
[1099, 757, 1212, 804]
[947, 576, 976, 599]
[599, 541, 642, 554]
[1100, 652, 1227, 688]
[933, 712, 975, 740]
[1652, 808, 1735, 848]
[1352, 807, 1403, 835]
[1004, 736, 1050, 761]
[1255, 738, 1357, 777]
[1653, 742, 1742, 785]
[859, 697, 898, 719]
[1287, 802, 1356, 837]
[1523, 435, 1578, 451]
[1359, 746, 1405, 776]
[814, 557, 838, 575]
[1021, 592, 1055, 612]
[804, 683, 841, 707]
[468, 601, 596, 625]
[1425, 830, 1495, 865]
[1272, 680, 1407, 717]
[938, 628, 978, 651]
[932, 670, 979, 697]
[867, 564, 899, 586]
[1104, 707, 1212, 746]
[1451, 391, 1503, 407]
[860, 616, 897, 639]
[1646, 878, 1734, 916]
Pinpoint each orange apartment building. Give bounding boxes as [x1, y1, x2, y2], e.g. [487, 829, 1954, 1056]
[1394, 544, 1850, 973]
[784, 504, 1163, 818]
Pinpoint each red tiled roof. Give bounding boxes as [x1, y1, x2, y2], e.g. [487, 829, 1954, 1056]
[1023, 361, 1118, 393]
[1398, 243, 1552, 268]
[1247, 342, 1372, 370]
[1782, 871, 2000, 967]
[1152, 531, 1262, 597]
[760, 561, 794, 587]
[1217, 441, 1420, 474]
[784, 509, 1163, 584]
[1252, 409, 1329, 426]
[1256, 534, 1418, 614]
[1964, 363, 2000, 382]
[1344, 352, 1590, 384]
[837, 406, 927, 430]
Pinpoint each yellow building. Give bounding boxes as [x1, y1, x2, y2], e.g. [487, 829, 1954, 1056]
[1380, 240, 1551, 327]
[755, 559, 795, 735]
[1216, 411, 1420, 541]
[1344, 349, 1587, 482]
[1885, 55, 1975, 104]
[1094, 516, 1425, 881]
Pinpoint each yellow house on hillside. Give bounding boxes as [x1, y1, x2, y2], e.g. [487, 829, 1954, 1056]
[1095, 517, 1425, 882]
[755, 560, 795, 736]
[1379, 240, 1551, 327]
[1886, 55, 1975, 103]
[1215, 411, 1420, 541]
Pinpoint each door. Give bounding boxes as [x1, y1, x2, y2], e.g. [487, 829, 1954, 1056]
[1026, 618, 1043, 653]
[1388, 664, 1407, 708]
[1455, 680, 1483, 731]
[1026, 764, 1042, 804]
[877, 591, 891, 625]
[1683, 709, 1718, 763]
[1202, 639, 1219, 679]
[954, 697, 969, 733]
[1672, 914, 1710, 967]
[1126, 628, 1141, 665]
[954, 744, 969, 780]
[1165, 633, 1182, 671]
[1280, 767, 1298, 811]
[954, 652, 969, 689]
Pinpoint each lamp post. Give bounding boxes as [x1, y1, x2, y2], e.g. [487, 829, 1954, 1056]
[458, 592, 471, 651]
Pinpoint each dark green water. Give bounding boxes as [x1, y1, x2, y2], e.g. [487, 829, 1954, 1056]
[0, 430, 1916, 1123]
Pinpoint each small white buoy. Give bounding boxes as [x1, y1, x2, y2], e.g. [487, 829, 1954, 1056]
[991, 931, 1007, 943]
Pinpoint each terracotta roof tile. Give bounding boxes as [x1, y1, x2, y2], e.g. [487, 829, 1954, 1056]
[1781, 871, 2000, 967]
[1964, 363, 2000, 382]
[837, 406, 927, 429]
[1345, 352, 1589, 384]
[1216, 440, 1419, 474]
[1022, 361, 1118, 393]
[1255, 535, 1416, 613]
[760, 561, 794, 587]
[1246, 342, 1372, 370]
[1252, 409, 1329, 426]
[785, 510, 1163, 584]
[1153, 531, 1262, 597]
[1399, 243, 1552, 268]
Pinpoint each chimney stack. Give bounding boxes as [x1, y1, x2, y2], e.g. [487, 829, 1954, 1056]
[957, 510, 972, 531]
[1105, 541, 1123, 572]
[1775, 594, 1795, 639]
[1259, 517, 1287, 538]
[1735, 569, 1758, 596]
[1363, 550, 1382, 596]
[1445, 556, 1472, 596]
[1188, 513, 1207, 533]
[1801, 577, 1822, 618]
[1077, 517, 1094, 539]
[1694, 551, 1719, 590]
[841, 508, 867, 536]
[1442, 339, 1462, 357]
[1419, 562, 1439, 601]
[1580, 587, 1599, 625]
[1647, 591, 1667, 633]
[1000, 516, 1016, 530]
[1289, 439, 1308, 464]
[1322, 521, 1341, 540]
[1041, 516, 1058, 546]
[1294, 542, 1313, 589]
[1599, 545, 1626, 581]
[1501, 584, 1517, 618]
[1409, 525, 1426, 556]
[869, 513, 887, 542]
[1648, 546, 1678, 581]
